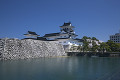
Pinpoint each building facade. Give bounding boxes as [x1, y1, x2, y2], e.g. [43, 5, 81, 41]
[24, 22, 83, 50]
[110, 31, 120, 43]
[43, 22, 83, 49]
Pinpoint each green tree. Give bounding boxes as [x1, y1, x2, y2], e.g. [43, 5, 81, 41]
[82, 36, 89, 40]
[83, 41, 90, 52]
[82, 36, 90, 52]
[91, 41, 99, 52]
[106, 40, 120, 52]
[77, 45, 83, 52]
[100, 42, 111, 52]
[91, 37, 98, 41]
[116, 43, 120, 52]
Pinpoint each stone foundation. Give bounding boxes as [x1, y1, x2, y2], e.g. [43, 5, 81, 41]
[0, 38, 66, 60]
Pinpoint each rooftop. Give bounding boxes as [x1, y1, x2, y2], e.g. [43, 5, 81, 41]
[43, 33, 70, 37]
[74, 38, 84, 42]
[24, 31, 40, 36]
[115, 33, 120, 35]
[63, 22, 71, 26]
[60, 22, 75, 28]
[43, 33, 60, 37]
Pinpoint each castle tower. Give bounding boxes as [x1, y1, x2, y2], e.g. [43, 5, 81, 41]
[59, 22, 77, 39]
[60, 22, 75, 34]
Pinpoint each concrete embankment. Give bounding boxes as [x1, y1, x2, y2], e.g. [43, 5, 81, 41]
[67, 52, 120, 57]
[0, 38, 66, 60]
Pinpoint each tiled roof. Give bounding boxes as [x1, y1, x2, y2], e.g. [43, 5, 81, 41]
[63, 22, 71, 26]
[22, 38, 37, 40]
[43, 33, 61, 37]
[56, 38, 69, 39]
[37, 37, 58, 41]
[60, 22, 75, 28]
[74, 38, 84, 42]
[37, 37, 47, 41]
[24, 31, 40, 36]
[28, 31, 38, 35]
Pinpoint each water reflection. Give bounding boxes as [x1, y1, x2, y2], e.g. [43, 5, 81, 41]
[0, 57, 120, 80]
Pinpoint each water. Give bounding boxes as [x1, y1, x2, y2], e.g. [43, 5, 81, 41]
[0, 57, 120, 80]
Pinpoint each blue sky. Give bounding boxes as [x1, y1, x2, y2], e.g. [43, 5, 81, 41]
[0, 0, 120, 42]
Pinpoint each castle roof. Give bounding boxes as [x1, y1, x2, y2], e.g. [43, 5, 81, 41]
[37, 37, 47, 41]
[43, 33, 60, 37]
[24, 31, 40, 36]
[37, 37, 58, 41]
[60, 22, 75, 28]
[63, 22, 71, 26]
[43, 32, 77, 37]
[27, 31, 38, 35]
[74, 38, 84, 42]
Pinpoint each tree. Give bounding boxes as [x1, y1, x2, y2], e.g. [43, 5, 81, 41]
[116, 43, 120, 52]
[100, 42, 111, 52]
[82, 36, 90, 52]
[82, 36, 89, 40]
[91, 41, 99, 52]
[91, 37, 98, 41]
[77, 45, 83, 52]
[83, 41, 90, 52]
[106, 40, 114, 46]
[106, 40, 120, 52]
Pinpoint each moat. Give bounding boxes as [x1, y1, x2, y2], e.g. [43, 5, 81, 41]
[0, 57, 120, 80]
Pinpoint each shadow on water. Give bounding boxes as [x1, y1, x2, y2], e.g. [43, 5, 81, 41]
[0, 57, 120, 80]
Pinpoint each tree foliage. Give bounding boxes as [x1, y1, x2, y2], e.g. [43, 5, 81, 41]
[91, 41, 99, 52]
[92, 37, 98, 41]
[106, 40, 120, 52]
[82, 36, 91, 40]
[100, 42, 111, 52]
[77, 36, 120, 52]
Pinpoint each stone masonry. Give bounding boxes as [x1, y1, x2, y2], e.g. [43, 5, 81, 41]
[0, 38, 66, 60]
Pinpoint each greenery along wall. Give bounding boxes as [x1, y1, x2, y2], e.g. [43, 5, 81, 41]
[70, 36, 120, 52]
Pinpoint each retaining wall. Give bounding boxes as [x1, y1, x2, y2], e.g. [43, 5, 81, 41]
[0, 38, 66, 60]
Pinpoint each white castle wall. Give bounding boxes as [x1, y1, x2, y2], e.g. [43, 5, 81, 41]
[0, 38, 66, 60]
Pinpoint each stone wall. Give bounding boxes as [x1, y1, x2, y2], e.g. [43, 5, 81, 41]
[0, 38, 66, 60]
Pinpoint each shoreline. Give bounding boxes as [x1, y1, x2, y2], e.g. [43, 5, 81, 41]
[67, 52, 120, 57]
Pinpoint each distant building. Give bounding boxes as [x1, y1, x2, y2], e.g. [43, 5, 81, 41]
[110, 30, 120, 43]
